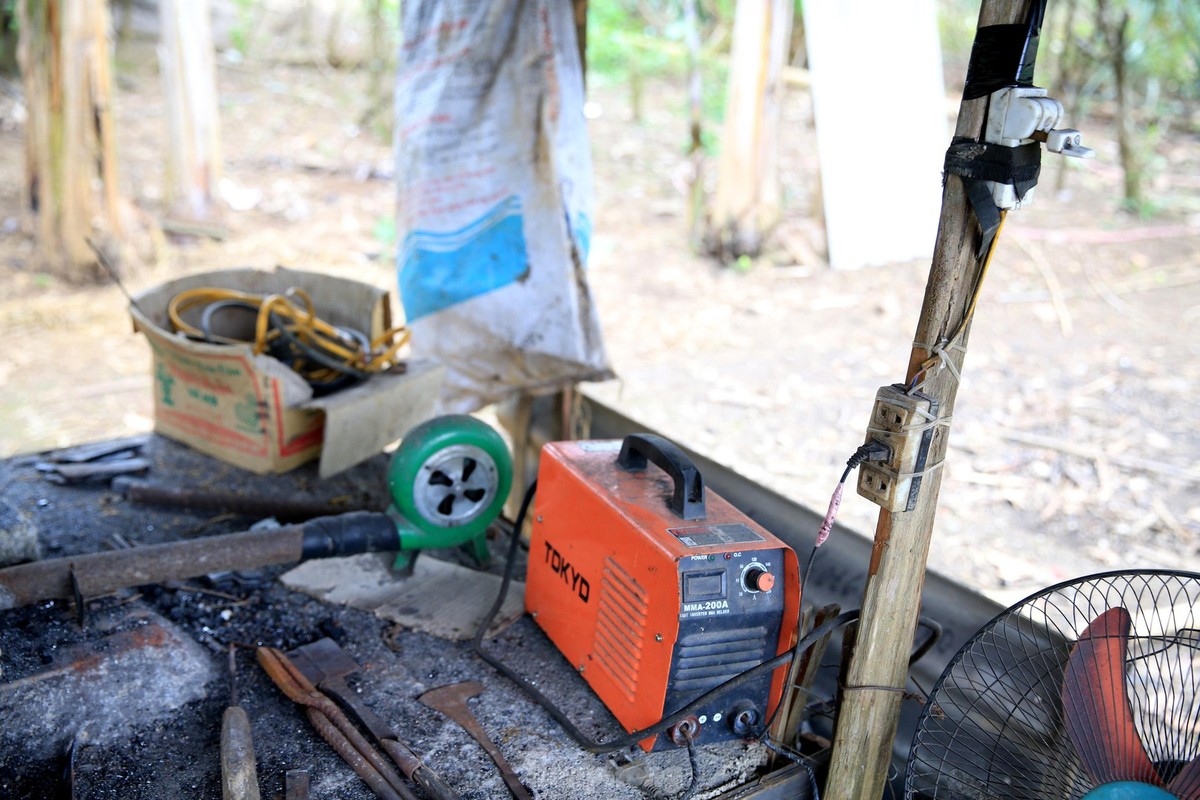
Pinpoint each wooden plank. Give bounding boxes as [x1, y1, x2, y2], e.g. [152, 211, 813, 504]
[803, 0, 947, 270]
[770, 603, 841, 753]
[822, 2, 1035, 799]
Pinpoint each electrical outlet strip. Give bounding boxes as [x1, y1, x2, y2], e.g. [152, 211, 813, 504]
[857, 384, 940, 512]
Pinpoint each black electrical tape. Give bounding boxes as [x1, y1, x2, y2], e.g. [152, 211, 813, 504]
[961, 1, 1047, 101]
[944, 138, 1041, 256]
[945, 139, 1041, 197]
[300, 512, 400, 560]
[965, 179, 1003, 258]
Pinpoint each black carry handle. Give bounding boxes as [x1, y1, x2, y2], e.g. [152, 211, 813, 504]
[616, 434, 706, 520]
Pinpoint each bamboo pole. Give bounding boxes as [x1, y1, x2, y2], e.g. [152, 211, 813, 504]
[822, 2, 1033, 799]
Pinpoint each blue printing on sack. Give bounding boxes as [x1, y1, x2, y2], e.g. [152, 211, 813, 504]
[572, 212, 591, 263]
[399, 196, 529, 322]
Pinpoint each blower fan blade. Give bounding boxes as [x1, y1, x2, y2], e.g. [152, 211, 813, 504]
[1062, 607, 1200, 799]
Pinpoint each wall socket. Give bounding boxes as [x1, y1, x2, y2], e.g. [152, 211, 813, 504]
[857, 384, 940, 512]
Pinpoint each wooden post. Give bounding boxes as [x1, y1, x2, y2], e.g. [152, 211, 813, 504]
[572, 0, 587, 88]
[706, 0, 792, 260]
[823, 2, 1033, 799]
[159, 0, 223, 222]
[17, 0, 122, 278]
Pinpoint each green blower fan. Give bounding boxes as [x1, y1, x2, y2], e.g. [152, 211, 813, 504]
[385, 414, 513, 570]
[905, 569, 1200, 800]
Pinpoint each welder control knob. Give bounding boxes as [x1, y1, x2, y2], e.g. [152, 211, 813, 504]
[741, 565, 774, 593]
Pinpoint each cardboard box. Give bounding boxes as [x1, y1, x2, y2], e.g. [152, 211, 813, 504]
[130, 267, 443, 476]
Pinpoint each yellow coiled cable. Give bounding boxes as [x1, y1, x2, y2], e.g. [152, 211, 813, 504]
[167, 287, 410, 386]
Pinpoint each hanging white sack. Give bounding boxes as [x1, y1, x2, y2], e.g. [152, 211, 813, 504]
[395, 0, 612, 413]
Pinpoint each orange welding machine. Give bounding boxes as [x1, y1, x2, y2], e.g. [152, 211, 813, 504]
[525, 434, 801, 751]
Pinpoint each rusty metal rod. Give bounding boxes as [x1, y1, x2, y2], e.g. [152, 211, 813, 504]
[0, 526, 304, 610]
[0, 512, 398, 610]
[258, 647, 418, 800]
[114, 478, 363, 522]
[304, 706, 408, 800]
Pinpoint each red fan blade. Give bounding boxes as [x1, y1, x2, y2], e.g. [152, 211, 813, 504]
[1169, 755, 1200, 800]
[1061, 607, 1162, 786]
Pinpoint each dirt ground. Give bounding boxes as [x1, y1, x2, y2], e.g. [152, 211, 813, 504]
[1, 34, 1198, 609]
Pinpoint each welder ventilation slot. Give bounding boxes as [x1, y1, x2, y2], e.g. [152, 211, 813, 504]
[672, 628, 771, 693]
[593, 557, 649, 702]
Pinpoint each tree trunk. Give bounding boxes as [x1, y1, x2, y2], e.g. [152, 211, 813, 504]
[366, 0, 386, 100]
[17, 0, 122, 279]
[159, 0, 223, 222]
[683, 0, 704, 249]
[1096, 1, 1141, 208]
[705, 0, 792, 261]
[1052, 0, 1079, 193]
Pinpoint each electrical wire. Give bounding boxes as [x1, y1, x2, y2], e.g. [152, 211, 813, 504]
[166, 286, 411, 391]
[802, 440, 892, 595]
[909, 209, 1008, 392]
[682, 741, 701, 800]
[753, 612, 944, 779]
[759, 737, 823, 800]
[471, 481, 863, 756]
[909, 617, 943, 668]
[958, 209, 1007, 340]
[762, 444, 941, 765]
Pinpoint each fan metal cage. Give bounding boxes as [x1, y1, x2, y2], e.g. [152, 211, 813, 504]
[905, 569, 1200, 800]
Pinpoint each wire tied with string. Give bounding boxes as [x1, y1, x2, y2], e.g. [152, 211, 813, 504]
[909, 339, 967, 393]
[908, 208, 1008, 395]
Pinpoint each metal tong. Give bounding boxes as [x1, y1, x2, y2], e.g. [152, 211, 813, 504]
[285, 639, 460, 800]
[257, 646, 421, 800]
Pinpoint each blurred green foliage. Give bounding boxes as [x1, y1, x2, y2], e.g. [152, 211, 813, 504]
[229, 0, 256, 55]
[1057, 0, 1199, 109]
[589, 0, 1197, 207]
[1041, 0, 1199, 207]
[587, 0, 740, 130]
[589, 1, 1197, 119]
[939, 0, 1197, 121]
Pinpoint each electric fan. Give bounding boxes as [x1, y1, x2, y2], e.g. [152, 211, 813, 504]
[905, 569, 1200, 800]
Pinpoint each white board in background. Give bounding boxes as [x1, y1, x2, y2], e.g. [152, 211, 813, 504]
[803, 0, 948, 270]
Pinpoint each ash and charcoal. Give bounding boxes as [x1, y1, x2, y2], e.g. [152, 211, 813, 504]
[0, 437, 775, 799]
